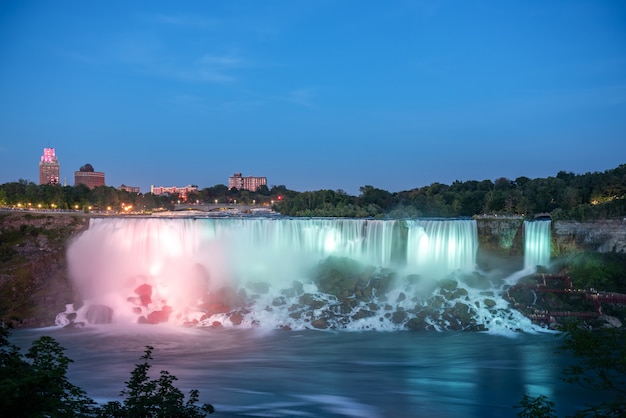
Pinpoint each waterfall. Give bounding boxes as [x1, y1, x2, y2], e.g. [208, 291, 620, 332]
[406, 219, 478, 276]
[59, 216, 545, 332]
[523, 220, 551, 270]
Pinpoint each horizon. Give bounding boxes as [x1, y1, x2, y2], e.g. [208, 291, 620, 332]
[1, 1, 625, 195]
[3, 156, 624, 197]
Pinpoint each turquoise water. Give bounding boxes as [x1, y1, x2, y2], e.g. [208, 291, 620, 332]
[11, 326, 603, 417]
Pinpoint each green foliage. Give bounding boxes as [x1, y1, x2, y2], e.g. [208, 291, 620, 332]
[99, 345, 214, 417]
[513, 394, 556, 418]
[566, 252, 626, 293]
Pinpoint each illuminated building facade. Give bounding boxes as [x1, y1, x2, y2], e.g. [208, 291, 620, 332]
[228, 172, 267, 192]
[150, 184, 198, 201]
[39, 148, 60, 185]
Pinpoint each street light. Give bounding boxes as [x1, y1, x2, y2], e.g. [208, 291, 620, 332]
[214, 199, 218, 205]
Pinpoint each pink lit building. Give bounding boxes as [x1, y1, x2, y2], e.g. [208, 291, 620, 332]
[39, 148, 60, 185]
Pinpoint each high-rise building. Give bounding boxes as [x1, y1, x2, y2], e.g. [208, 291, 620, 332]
[39, 148, 60, 185]
[228, 172, 267, 192]
[74, 163, 105, 189]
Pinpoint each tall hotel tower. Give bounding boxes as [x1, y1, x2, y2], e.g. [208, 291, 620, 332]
[39, 148, 60, 185]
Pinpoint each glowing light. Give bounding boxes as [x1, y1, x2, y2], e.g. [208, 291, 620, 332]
[149, 263, 162, 276]
[324, 233, 336, 252]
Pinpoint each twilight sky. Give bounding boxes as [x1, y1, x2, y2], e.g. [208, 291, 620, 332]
[1, 0, 625, 195]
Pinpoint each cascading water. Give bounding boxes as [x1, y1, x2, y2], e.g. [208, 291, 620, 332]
[523, 220, 552, 270]
[57, 217, 542, 333]
[406, 219, 478, 276]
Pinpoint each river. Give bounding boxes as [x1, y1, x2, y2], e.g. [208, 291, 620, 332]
[10, 326, 600, 418]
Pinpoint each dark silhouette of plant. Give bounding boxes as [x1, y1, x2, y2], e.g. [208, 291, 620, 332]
[0, 328, 97, 417]
[557, 322, 626, 417]
[513, 394, 556, 418]
[515, 323, 625, 417]
[1, 328, 214, 417]
[98, 345, 214, 417]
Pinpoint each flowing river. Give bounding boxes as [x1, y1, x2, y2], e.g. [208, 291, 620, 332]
[11, 326, 600, 417]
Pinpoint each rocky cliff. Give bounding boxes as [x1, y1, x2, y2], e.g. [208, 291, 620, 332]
[552, 219, 626, 254]
[0, 212, 89, 327]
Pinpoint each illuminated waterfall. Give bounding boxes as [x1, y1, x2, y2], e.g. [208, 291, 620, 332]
[406, 219, 478, 276]
[523, 220, 551, 269]
[62, 217, 538, 331]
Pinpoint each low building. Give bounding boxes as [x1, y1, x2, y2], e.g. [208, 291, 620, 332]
[150, 184, 198, 201]
[228, 172, 267, 192]
[74, 164, 105, 189]
[119, 184, 141, 194]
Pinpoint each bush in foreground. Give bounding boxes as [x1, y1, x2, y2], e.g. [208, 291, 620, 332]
[0, 328, 214, 417]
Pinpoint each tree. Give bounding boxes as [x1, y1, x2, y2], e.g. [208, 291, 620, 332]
[515, 324, 626, 417]
[99, 345, 214, 417]
[0, 329, 214, 418]
[557, 322, 625, 417]
[514, 394, 556, 418]
[0, 330, 97, 417]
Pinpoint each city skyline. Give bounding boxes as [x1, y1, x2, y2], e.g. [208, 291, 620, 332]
[1, 1, 625, 195]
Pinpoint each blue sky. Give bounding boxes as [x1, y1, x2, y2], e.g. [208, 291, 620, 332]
[1, 0, 625, 195]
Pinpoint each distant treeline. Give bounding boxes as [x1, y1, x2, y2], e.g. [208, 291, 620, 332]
[1, 164, 625, 220]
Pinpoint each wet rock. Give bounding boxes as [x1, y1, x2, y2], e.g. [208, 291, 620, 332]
[484, 299, 497, 308]
[430, 295, 446, 309]
[142, 306, 173, 324]
[405, 317, 426, 330]
[299, 293, 325, 309]
[440, 278, 458, 291]
[351, 309, 376, 321]
[134, 283, 152, 305]
[311, 319, 328, 329]
[391, 310, 408, 324]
